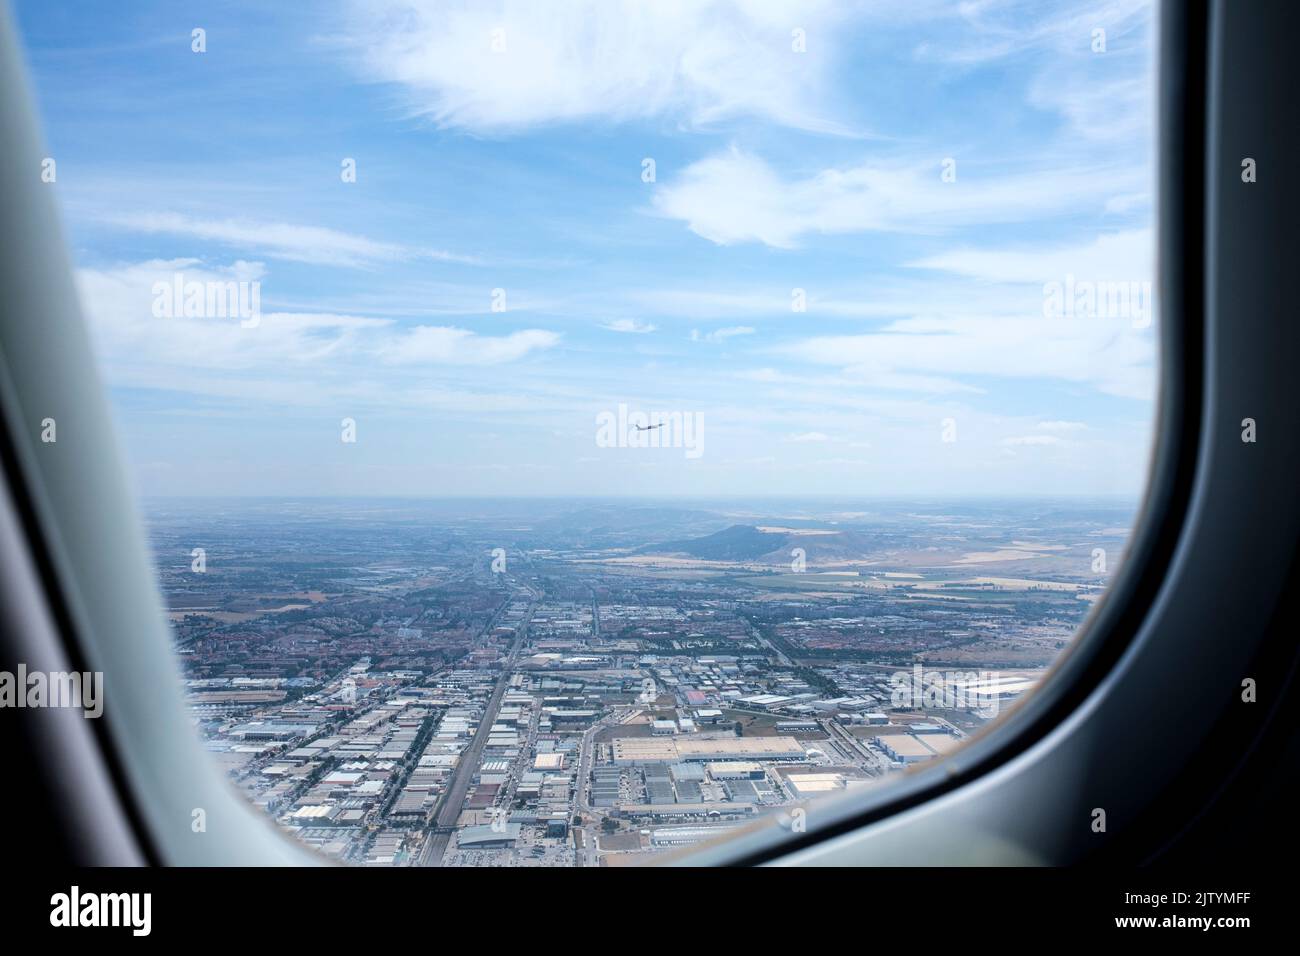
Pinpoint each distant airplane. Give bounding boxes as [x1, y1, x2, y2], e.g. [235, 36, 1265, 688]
[633, 422, 664, 431]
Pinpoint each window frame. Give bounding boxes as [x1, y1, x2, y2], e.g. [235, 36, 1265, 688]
[2, 0, 1296, 868]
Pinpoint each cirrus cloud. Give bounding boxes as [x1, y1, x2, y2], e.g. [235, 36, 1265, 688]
[381, 326, 560, 365]
[107, 211, 480, 268]
[339, 0, 851, 134]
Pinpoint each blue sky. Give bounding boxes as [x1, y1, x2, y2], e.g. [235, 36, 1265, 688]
[16, 0, 1157, 498]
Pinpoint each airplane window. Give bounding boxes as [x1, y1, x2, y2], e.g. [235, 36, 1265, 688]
[16, 0, 1157, 866]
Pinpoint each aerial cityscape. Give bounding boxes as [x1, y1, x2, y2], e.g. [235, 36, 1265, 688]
[148, 496, 1132, 866]
[19, 0, 1155, 868]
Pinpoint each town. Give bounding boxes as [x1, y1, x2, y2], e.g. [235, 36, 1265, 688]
[149, 497, 1129, 866]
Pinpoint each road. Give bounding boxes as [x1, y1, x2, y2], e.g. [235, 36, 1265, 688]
[571, 707, 642, 867]
[824, 719, 885, 774]
[744, 618, 792, 666]
[419, 593, 532, 867]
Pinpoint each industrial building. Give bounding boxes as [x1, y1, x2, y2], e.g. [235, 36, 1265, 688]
[785, 773, 847, 798]
[457, 823, 522, 848]
[707, 761, 764, 780]
[777, 720, 821, 733]
[608, 738, 800, 764]
[611, 735, 806, 765]
[877, 734, 938, 764]
[674, 737, 807, 763]
[649, 825, 739, 847]
[618, 802, 758, 822]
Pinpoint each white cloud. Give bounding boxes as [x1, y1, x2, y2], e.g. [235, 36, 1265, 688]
[837, 367, 986, 394]
[380, 326, 560, 365]
[917, 1, 1155, 152]
[78, 260, 560, 388]
[919, 0, 1152, 65]
[1029, 71, 1153, 146]
[1001, 434, 1065, 447]
[735, 368, 797, 384]
[789, 431, 832, 443]
[736, 365, 980, 396]
[908, 228, 1153, 284]
[340, 0, 849, 134]
[755, 225, 1152, 404]
[1104, 192, 1151, 215]
[691, 325, 755, 343]
[78, 259, 390, 371]
[809, 457, 872, 467]
[603, 318, 657, 334]
[108, 212, 479, 268]
[781, 308, 1154, 401]
[629, 289, 789, 319]
[654, 147, 1145, 247]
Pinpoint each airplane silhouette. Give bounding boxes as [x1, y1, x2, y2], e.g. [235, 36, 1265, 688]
[633, 422, 664, 431]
